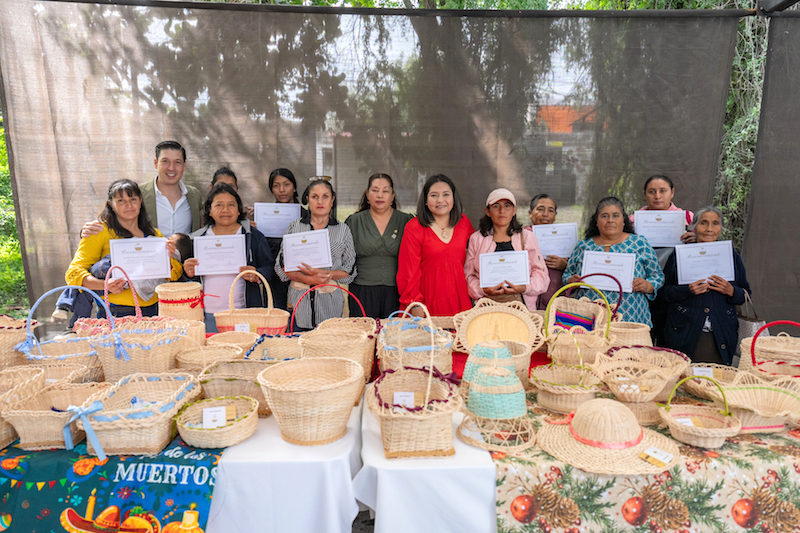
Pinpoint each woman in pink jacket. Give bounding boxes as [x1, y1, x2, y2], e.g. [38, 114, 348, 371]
[464, 188, 549, 311]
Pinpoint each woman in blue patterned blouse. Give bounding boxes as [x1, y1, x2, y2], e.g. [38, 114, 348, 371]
[563, 197, 664, 327]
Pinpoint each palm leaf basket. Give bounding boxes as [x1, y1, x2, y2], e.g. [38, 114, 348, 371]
[604, 345, 690, 402]
[706, 372, 800, 434]
[91, 332, 186, 383]
[0, 366, 45, 448]
[378, 302, 454, 374]
[200, 359, 278, 417]
[214, 270, 289, 335]
[175, 335, 244, 375]
[176, 396, 259, 448]
[0, 315, 37, 369]
[658, 376, 741, 449]
[740, 320, 800, 378]
[156, 281, 204, 321]
[680, 363, 740, 400]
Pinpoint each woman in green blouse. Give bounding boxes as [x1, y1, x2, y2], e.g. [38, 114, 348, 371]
[345, 174, 414, 319]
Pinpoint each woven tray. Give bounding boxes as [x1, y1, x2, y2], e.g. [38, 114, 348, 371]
[454, 298, 544, 354]
[706, 372, 800, 434]
[0, 366, 45, 448]
[176, 396, 259, 448]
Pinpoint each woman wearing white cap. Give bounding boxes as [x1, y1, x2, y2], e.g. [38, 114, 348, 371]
[464, 188, 549, 310]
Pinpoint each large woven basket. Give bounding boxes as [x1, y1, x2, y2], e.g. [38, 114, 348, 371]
[243, 333, 304, 361]
[176, 396, 259, 448]
[0, 366, 45, 448]
[215, 270, 289, 335]
[740, 320, 800, 377]
[175, 336, 243, 375]
[680, 363, 739, 400]
[3, 382, 111, 451]
[0, 315, 37, 369]
[258, 357, 364, 446]
[604, 346, 690, 402]
[378, 303, 453, 373]
[454, 298, 544, 355]
[156, 281, 204, 321]
[74, 372, 200, 457]
[706, 372, 800, 434]
[658, 376, 741, 449]
[200, 359, 276, 417]
[40, 363, 90, 386]
[545, 282, 614, 365]
[91, 332, 185, 383]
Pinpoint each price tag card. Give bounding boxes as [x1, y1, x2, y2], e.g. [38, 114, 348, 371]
[639, 446, 675, 468]
[693, 367, 714, 378]
[203, 405, 237, 429]
[234, 323, 254, 333]
[393, 391, 415, 408]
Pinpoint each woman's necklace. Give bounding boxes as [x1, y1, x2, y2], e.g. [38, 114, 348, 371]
[434, 221, 451, 239]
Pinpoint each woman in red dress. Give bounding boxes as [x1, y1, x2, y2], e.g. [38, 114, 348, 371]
[397, 174, 474, 316]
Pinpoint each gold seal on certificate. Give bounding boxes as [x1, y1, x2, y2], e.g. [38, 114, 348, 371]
[580, 251, 636, 292]
[283, 229, 333, 272]
[193, 234, 247, 275]
[532, 223, 578, 258]
[479, 251, 529, 288]
[674, 241, 735, 285]
[634, 210, 686, 247]
[109, 237, 170, 280]
[254, 203, 302, 238]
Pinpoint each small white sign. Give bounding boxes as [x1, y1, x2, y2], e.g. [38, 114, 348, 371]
[234, 323, 251, 333]
[203, 406, 228, 429]
[393, 391, 415, 408]
[693, 367, 714, 378]
[639, 446, 675, 468]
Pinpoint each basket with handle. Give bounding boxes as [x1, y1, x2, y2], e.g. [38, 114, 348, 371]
[156, 281, 204, 321]
[295, 284, 375, 381]
[214, 270, 289, 335]
[544, 281, 614, 366]
[175, 335, 244, 375]
[367, 302, 463, 458]
[176, 395, 259, 448]
[658, 376, 741, 449]
[604, 346, 690, 402]
[0, 366, 45, 448]
[706, 372, 800, 434]
[0, 315, 37, 369]
[91, 329, 187, 384]
[557, 273, 623, 328]
[740, 320, 800, 377]
[378, 303, 454, 374]
[14, 286, 118, 382]
[200, 358, 278, 417]
[681, 363, 740, 400]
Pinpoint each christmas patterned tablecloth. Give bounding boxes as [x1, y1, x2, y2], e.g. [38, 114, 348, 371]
[494, 392, 800, 533]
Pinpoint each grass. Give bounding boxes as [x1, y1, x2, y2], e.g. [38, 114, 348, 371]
[0, 120, 29, 318]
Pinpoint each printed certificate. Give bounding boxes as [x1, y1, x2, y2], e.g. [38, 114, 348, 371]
[109, 238, 171, 281]
[283, 229, 333, 272]
[254, 203, 301, 238]
[193, 234, 246, 275]
[532, 223, 579, 258]
[479, 251, 529, 288]
[580, 251, 636, 293]
[634, 210, 686, 247]
[675, 241, 735, 285]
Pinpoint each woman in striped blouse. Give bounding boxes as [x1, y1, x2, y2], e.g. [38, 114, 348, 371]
[275, 179, 357, 331]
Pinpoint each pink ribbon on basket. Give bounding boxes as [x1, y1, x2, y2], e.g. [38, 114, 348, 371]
[548, 411, 644, 450]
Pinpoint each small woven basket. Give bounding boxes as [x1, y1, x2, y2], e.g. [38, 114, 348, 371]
[604, 346, 690, 402]
[244, 333, 303, 361]
[3, 382, 111, 451]
[200, 359, 276, 417]
[176, 396, 259, 448]
[40, 363, 90, 386]
[214, 271, 289, 335]
[0, 315, 37, 369]
[658, 376, 741, 449]
[706, 372, 800, 434]
[680, 363, 739, 400]
[740, 321, 800, 377]
[609, 322, 652, 348]
[74, 372, 200, 457]
[461, 340, 515, 392]
[156, 281, 204, 321]
[592, 349, 687, 403]
[378, 303, 453, 373]
[467, 366, 527, 420]
[91, 331, 186, 383]
[258, 357, 364, 446]
[0, 366, 45, 448]
[175, 336, 244, 375]
[207, 331, 260, 354]
[311, 314, 377, 381]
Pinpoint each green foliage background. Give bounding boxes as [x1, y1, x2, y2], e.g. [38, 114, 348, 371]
[0, 118, 27, 317]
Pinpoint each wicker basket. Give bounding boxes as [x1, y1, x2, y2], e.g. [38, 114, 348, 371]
[0, 315, 37, 369]
[620, 400, 661, 426]
[258, 357, 364, 446]
[590, 351, 682, 404]
[609, 322, 652, 348]
[604, 346, 690, 402]
[378, 303, 453, 373]
[454, 298, 544, 354]
[740, 320, 800, 377]
[200, 359, 276, 417]
[156, 282, 204, 321]
[215, 271, 289, 335]
[544, 282, 614, 366]
[314, 315, 378, 380]
[461, 340, 516, 394]
[176, 396, 258, 448]
[74, 372, 200, 458]
[706, 372, 800, 434]
[467, 366, 527, 420]
[243, 333, 304, 361]
[207, 331, 260, 354]
[0, 366, 45, 448]
[658, 376, 741, 449]
[175, 336, 244, 375]
[500, 339, 536, 390]
[40, 363, 90, 386]
[91, 332, 185, 383]
[3, 382, 111, 450]
[680, 363, 739, 400]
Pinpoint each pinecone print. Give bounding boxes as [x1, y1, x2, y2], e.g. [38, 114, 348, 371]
[641, 485, 689, 530]
[753, 487, 800, 533]
[767, 445, 800, 458]
[531, 406, 566, 419]
[531, 483, 580, 528]
[679, 445, 711, 463]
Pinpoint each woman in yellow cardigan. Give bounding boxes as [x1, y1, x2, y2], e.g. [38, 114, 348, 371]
[65, 179, 183, 317]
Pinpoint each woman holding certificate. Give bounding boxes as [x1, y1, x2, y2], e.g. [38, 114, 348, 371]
[662, 207, 750, 365]
[275, 179, 356, 330]
[464, 189, 548, 310]
[265, 168, 301, 311]
[397, 174, 474, 316]
[563, 197, 664, 327]
[344, 174, 414, 319]
[65, 179, 183, 317]
[183, 183, 275, 332]
[526, 194, 570, 310]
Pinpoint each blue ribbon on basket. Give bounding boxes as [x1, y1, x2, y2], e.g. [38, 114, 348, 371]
[112, 331, 129, 362]
[14, 334, 36, 355]
[64, 401, 107, 461]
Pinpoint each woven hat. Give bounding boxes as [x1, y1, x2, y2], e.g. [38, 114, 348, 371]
[537, 398, 679, 475]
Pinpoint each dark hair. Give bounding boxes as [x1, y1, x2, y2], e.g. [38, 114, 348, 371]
[155, 141, 186, 162]
[529, 193, 557, 213]
[584, 196, 635, 239]
[212, 167, 238, 188]
[100, 179, 156, 238]
[643, 174, 674, 192]
[357, 173, 399, 213]
[203, 183, 247, 226]
[478, 212, 523, 237]
[268, 168, 299, 204]
[416, 174, 463, 228]
[301, 180, 338, 223]
[170, 233, 193, 262]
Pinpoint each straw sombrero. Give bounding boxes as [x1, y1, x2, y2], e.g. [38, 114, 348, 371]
[537, 398, 680, 475]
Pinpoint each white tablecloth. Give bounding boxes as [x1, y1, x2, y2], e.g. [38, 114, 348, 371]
[352, 399, 497, 533]
[207, 403, 363, 533]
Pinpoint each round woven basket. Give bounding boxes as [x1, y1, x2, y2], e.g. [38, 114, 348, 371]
[591, 350, 687, 404]
[706, 372, 800, 434]
[680, 363, 739, 400]
[453, 298, 544, 354]
[740, 321, 800, 377]
[156, 282, 204, 321]
[461, 340, 516, 397]
[215, 271, 289, 336]
[200, 359, 277, 417]
[257, 357, 364, 446]
[658, 376, 741, 448]
[604, 346, 690, 402]
[313, 315, 377, 381]
[620, 400, 661, 426]
[378, 303, 453, 374]
[176, 337, 244, 375]
[207, 331, 260, 354]
[456, 415, 536, 453]
[544, 282, 614, 366]
[609, 322, 652, 348]
[0, 315, 37, 369]
[467, 366, 527, 420]
[176, 396, 259, 448]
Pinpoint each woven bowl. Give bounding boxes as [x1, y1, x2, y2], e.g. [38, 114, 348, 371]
[200, 359, 277, 417]
[680, 363, 739, 400]
[208, 331, 260, 354]
[176, 396, 259, 448]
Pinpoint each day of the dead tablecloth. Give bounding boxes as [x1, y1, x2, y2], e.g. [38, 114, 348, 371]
[494, 392, 800, 533]
[0, 436, 223, 533]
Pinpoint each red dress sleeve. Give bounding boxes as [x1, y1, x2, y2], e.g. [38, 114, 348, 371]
[397, 218, 425, 309]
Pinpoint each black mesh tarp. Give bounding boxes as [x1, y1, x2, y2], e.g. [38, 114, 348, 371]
[743, 15, 800, 326]
[0, 0, 739, 303]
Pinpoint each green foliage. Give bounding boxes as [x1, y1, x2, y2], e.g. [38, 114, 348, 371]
[0, 120, 28, 317]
